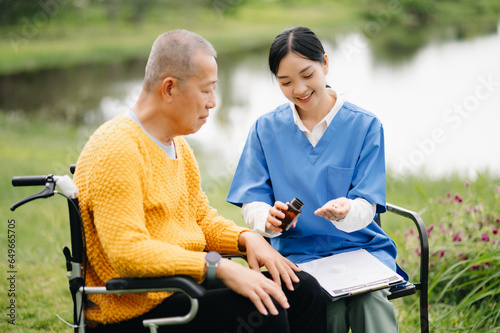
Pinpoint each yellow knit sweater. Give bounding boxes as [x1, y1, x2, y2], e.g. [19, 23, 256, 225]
[74, 115, 249, 324]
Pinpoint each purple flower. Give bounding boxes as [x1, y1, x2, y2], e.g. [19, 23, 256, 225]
[446, 192, 451, 197]
[439, 250, 445, 258]
[471, 263, 490, 270]
[493, 227, 498, 235]
[481, 233, 490, 242]
[437, 197, 443, 203]
[454, 194, 463, 203]
[465, 181, 470, 187]
[453, 234, 462, 242]
[426, 225, 434, 237]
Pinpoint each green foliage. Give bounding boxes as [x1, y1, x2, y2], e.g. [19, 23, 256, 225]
[357, 0, 500, 62]
[0, 0, 248, 27]
[0, 1, 48, 25]
[0, 1, 359, 76]
[1, 0, 499, 73]
[394, 176, 500, 331]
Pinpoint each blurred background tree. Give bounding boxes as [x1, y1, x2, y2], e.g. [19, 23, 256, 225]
[1, 0, 499, 64]
[359, 0, 500, 61]
[0, 1, 43, 25]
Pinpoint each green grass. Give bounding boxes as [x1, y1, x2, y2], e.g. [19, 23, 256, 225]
[0, 114, 96, 332]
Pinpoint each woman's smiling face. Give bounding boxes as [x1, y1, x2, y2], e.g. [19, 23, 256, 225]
[276, 51, 329, 114]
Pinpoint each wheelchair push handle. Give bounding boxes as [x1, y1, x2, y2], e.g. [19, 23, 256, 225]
[10, 174, 79, 211]
[12, 175, 51, 187]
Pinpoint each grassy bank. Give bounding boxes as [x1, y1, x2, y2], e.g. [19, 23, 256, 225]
[0, 0, 359, 76]
[2, 0, 499, 75]
[2, 114, 499, 332]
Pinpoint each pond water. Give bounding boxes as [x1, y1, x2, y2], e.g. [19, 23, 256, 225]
[1, 27, 499, 181]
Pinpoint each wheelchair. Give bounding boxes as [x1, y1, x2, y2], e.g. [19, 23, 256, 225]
[11, 166, 429, 333]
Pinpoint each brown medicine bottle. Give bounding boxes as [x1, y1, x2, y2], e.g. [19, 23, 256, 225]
[279, 198, 304, 231]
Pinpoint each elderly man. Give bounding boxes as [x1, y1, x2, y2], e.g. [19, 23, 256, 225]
[74, 30, 326, 333]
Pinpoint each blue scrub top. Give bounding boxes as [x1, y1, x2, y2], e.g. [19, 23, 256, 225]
[227, 101, 404, 276]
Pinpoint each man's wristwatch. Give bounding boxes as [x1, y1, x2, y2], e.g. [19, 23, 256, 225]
[205, 251, 222, 281]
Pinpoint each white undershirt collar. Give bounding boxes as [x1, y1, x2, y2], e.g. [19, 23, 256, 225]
[291, 90, 345, 147]
[124, 110, 176, 159]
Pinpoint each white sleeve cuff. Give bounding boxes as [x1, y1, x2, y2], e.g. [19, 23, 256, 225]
[242, 202, 282, 238]
[331, 198, 376, 233]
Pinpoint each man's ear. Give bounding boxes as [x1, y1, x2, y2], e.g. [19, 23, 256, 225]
[160, 77, 177, 102]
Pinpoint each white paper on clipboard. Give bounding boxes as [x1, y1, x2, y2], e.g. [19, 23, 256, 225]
[297, 249, 406, 299]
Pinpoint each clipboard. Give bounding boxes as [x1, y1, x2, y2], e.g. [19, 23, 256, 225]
[297, 249, 406, 300]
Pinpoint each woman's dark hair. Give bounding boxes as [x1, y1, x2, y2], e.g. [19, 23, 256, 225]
[268, 26, 326, 76]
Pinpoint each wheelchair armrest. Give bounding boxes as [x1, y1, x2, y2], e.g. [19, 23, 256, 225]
[105, 275, 206, 298]
[221, 253, 247, 261]
[387, 282, 416, 300]
[386, 202, 429, 286]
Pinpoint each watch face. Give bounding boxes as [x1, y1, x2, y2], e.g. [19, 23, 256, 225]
[206, 251, 221, 263]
